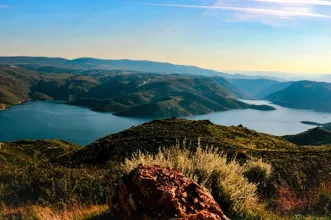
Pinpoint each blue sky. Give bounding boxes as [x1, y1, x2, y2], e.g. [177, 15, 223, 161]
[1, 0, 331, 75]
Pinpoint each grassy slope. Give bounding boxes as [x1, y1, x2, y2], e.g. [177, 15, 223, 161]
[55, 119, 331, 194]
[55, 118, 297, 165]
[283, 127, 331, 146]
[0, 66, 41, 107]
[73, 75, 274, 116]
[266, 80, 331, 112]
[0, 140, 80, 166]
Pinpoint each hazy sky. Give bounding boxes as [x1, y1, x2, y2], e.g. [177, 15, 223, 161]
[1, 0, 331, 75]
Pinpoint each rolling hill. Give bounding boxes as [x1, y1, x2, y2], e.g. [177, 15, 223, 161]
[283, 127, 331, 146]
[54, 118, 331, 200]
[55, 118, 297, 165]
[0, 65, 275, 117]
[266, 80, 331, 112]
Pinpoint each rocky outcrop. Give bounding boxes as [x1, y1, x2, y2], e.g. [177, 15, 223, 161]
[109, 164, 229, 220]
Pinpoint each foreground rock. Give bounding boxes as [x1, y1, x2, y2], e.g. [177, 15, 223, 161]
[108, 164, 229, 220]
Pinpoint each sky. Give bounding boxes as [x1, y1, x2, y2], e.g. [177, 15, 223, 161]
[1, 0, 331, 76]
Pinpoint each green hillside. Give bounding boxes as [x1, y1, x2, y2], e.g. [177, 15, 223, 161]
[0, 65, 274, 117]
[0, 140, 79, 166]
[0, 65, 41, 107]
[266, 80, 331, 112]
[55, 119, 331, 193]
[55, 118, 296, 165]
[283, 127, 331, 146]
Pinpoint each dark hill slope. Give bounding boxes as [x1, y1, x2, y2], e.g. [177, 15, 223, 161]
[283, 127, 331, 146]
[256, 81, 293, 99]
[56, 119, 296, 166]
[230, 79, 279, 99]
[266, 81, 331, 112]
[0, 65, 42, 108]
[0, 140, 79, 166]
[0, 65, 98, 108]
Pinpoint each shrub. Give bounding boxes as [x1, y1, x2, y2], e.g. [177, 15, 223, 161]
[242, 159, 272, 185]
[123, 145, 263, 218]
[0, 164, 117, 207]
[274, 179, 331, 216]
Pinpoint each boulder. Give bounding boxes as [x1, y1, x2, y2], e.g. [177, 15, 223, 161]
[109, 164, 229, 220]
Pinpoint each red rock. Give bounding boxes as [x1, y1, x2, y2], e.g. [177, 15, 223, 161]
[108, 164, 229, 220]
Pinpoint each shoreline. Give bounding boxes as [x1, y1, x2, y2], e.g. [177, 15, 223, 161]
[0, 99, 31, 111]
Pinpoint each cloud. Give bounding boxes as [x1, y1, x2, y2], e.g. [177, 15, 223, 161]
[254, 0, 331, 6]
[132, 3, 331, 18]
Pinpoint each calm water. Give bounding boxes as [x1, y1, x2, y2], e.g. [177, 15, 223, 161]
[1, 100, 331, 145]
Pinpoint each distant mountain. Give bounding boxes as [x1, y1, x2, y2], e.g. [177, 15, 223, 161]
[229, 79, 280, 99]
[0, 65, 275, 117]
[255, 81, 293, 99]
[283, 127, 331, 146]
[266, 81, 331, 112]
[0, 56, 284, 80]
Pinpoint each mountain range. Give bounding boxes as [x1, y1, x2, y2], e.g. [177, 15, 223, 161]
[2, 56, 331, 114]
[0, 56, 284, 80]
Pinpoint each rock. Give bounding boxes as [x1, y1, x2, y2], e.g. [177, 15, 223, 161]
[109, 164, 229, 220]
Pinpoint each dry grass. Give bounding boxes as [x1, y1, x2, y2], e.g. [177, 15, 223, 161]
[123, 145, 262, 217]
[242, 159, 272, 184]
[0, 204, 108, 220]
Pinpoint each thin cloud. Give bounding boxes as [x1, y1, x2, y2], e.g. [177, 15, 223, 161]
[131, 3, 331, 18]
[0, 4, 8, 8]
[255, 0, 331, 6]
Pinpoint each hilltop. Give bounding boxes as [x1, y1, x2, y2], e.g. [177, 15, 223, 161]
[56, 118, 296, 165]
[283, 127, 331, 146]
[56, 119, 331, 198]
[266, 80, 331, 112]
